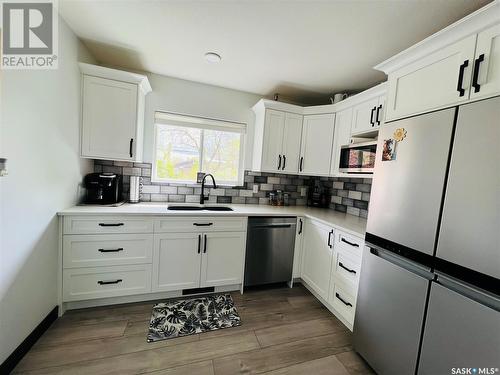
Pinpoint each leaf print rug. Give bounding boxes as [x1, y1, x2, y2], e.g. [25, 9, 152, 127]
[147, 294, 241, 342]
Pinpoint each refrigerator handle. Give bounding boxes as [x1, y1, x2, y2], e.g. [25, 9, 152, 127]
[369, 246, 434, 280]
[435, 273, 500, 312]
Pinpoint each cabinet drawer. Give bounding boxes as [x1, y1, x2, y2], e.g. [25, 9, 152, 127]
[63, 234, 153, 268]
[335, 231, 364, 258]
[63, 264, 152, 301]
[154, 217, 246, 233]
[330, 282, 357, 325]
[63, 216, 153, 234]
[333, 250, 361, 287]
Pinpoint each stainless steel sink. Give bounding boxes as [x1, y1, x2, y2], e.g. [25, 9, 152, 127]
[167, 205, 233, 211]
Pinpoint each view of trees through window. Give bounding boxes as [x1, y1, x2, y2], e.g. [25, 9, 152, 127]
[155, 124, 242, 185]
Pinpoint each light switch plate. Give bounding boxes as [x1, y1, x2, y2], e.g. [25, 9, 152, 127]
[300, 187, 307, 196]
[252, 184, 259, 193]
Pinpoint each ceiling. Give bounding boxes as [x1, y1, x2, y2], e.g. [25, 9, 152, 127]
[60, 0, 492, 104]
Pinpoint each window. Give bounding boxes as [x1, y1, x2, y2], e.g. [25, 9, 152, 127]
[153, 112, 245, 186]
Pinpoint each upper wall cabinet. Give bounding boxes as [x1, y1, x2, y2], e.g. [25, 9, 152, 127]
[79, 63, 152, 162]
[299, 113, 335, 176]
[330, 107, 352, 177]
[252, 100, 303, 174]
[376, 3, 500, 122]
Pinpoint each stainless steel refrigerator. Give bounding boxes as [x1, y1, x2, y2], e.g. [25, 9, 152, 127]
[353, 96, 500, 375]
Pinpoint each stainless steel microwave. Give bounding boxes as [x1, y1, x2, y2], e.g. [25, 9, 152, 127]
[339, 140, 377, 174]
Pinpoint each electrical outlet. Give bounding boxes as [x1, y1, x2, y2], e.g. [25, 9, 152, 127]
[197, 172, 206, 184]
[252, 184, 259, 193]
[300, 187, 307, 196]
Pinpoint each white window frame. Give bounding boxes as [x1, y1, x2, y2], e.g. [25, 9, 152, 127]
[152, 111, 246, 186]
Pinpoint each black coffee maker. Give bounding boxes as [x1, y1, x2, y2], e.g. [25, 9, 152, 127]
[84, 173, 123, 204]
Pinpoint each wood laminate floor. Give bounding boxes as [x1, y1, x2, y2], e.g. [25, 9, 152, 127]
[13, 284, 374, 374]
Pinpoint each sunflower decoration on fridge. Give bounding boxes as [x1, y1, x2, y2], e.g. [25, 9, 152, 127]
[382, 128, 407, 161]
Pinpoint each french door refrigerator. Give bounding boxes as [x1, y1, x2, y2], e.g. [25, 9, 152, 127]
[353, 96, 500, 375]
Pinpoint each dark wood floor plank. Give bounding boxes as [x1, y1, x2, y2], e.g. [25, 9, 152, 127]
[255, 317, 347, 348]
[19, 331, 260, 375]
[33, 320, 127, 348]
[141, 360, 214, 375]
[212, 331, 352, 375]
[261, 354, 350, 375]
[336, 351, 375, 375]
[15, 333, 199, 372]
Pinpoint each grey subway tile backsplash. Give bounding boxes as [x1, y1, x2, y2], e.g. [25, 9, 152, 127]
[93, 160, 372, 218]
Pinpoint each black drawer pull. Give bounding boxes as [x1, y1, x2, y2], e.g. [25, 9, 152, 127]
[98, 248, 124, 253]
[341, 238, 359, 247]
[472, 53, 484, 93]
[278, 155, 282, 170]
[197, 234, 201, 254]
[282, 155, 286, 170]
[99, 223, 124, 227]
[335, 292, 352, 307]
[203, 234, 207, 253]
[457, 60, 469, 97]
[376, 104, 382, 126]
[370, 106, 376, 127]
[339, 262, 356, 274]
[298, 219, 303, 235]
[299, 157, 304, 172]
[193, 223, 213, 227]
[98, 279, 122, 285]
[129, 138, 134, 158]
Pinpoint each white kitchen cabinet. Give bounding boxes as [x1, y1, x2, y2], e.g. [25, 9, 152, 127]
[261, 109, 285, 172]
[470, 24, 500, 100]
[253, 101, 303, 174]
[201, 232, 246, 287]
[152, 233, 202, 292]
[301, 218, 334, 300]
[281, 113, 303, 174]
[153, 230, 246, 292]
[292, 217, 305, 278]
[329, 108, 352, 176]
[299, 114, 335, 176]
[79, 63, 151, 162]
[351, 96, 380, 135]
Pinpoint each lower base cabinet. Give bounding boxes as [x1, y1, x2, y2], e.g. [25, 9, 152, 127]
[152, 231, 246, 292]
[301, 219, 334, 300]
[300, 218, 364, 329]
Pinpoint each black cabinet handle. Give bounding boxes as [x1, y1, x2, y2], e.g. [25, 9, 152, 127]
[339, 262, 356, 274]
[282, 155, 286, 170]
[99, 223, 124, 227]
[299, 157, 304, 172]
[98, 248, 123, 253]
[327, 230, 333, 248]
[335, 292, 353, 307]
[98, 279, 122, 285]
[203, 234, 207, 253]
[370, 107, 376, 127]
[197, 234, 201, 254]
[193, 223, 213, 227]
[341, 237, 359, 247]
[376, 104, 382, 126]
[457, 60, 469, 97]
[278, 155, 282, 170]
[129, 138, 134, 158]
[472, 53, 484, 93]
[298, 219, 303, 235]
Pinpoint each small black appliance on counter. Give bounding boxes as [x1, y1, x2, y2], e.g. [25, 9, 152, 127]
[307, 179, 330, 208]
[84, 172, 123, 204]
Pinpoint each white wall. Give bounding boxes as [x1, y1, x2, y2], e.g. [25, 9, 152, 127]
[143, 73, 262, 169]
[0, 18, 95, 363]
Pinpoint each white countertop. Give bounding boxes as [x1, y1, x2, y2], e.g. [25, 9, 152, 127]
[58, 203, 367, 237]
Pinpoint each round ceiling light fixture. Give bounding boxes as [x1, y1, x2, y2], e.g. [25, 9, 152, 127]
[204, 52, 221, 63]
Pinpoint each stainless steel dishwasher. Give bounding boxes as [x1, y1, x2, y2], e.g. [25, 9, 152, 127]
[244, 217, 297, 287]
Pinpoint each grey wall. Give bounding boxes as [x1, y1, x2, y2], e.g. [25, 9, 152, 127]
[142, 72, 262, 170]
[0, 18, 95, 363]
